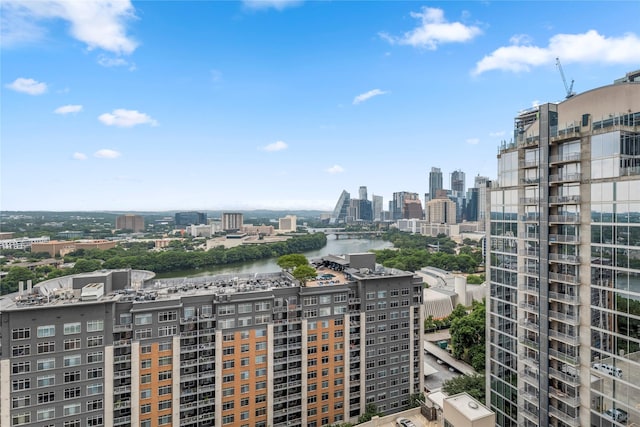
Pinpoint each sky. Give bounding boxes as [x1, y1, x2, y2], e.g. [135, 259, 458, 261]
[2, 0, 639, 212]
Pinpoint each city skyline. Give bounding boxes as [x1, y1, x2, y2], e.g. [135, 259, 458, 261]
[2, 1, 639, 211]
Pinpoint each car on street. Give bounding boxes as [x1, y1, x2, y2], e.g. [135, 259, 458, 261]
[396, 418, 417, 427]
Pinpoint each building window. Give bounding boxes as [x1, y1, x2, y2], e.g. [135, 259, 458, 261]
[158, 415, 171, 425]
[86, 320, 104, 332]
[158, 341, 172, 351]
[37, 325, 55, 338]
[64, 338, 81, 350]
[86, 399, 103, 411]
[64, 371, 81, 383]
[37, 408, 56, 421]
[87, 352, 103, 363]
[12, 395, 31, 409]
[135, 314, 152, 325]
[158, 325, 177, 337]
[64, 355, 82, 367]
[37, 342, 55, 354]
[141, 404, 151, 414]
[37, 391, 54, 404]
[64, 322, 81, 335]
[11, 328, 30, 340]
[12, 344, 30, 357]
[37, 374, 55, 387]
[87, 368, 103, 379]
[86, 383, 103, 395]
[13, 361, 31, 374]
[11, 413, 30, 426]
[158, 311, 177, 322]
[64, 387, 81, 399]
[64, 403, 81, 416]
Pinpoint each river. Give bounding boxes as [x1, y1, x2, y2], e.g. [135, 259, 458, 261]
[155, 237, 393, 279]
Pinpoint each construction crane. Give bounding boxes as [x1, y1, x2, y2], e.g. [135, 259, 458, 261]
[556, 57, 575, 99]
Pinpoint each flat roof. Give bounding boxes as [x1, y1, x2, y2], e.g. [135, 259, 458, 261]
[444, 392, 494, 421]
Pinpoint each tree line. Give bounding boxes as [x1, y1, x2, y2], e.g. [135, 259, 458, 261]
[0, 233, 327, 295]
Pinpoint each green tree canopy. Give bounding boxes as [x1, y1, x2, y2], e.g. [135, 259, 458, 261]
[277, 253, 309, 271]
[450, 299, 486, 371]
[292, 265, 317, 285]
[442, 373, 486, 402]
[0, 266, 36, 294]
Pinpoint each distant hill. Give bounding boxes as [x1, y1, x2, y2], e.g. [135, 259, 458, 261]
[1, 210, 330, 220]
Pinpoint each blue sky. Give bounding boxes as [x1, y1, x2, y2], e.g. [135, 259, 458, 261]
[2, 1, 639, 212]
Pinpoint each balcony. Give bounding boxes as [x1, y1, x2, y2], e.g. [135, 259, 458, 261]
[519, 318, 540, 331]
[549, 195, 581, 205]
[524, 232, 540, 240]
[548, 290, 580, 304]
[519, 283, 540, 294]
[548, 310, 579, 325]
[549, 234, 579, 244]
[548, 253, 580, 264]
[520, 159, 539, 169]
[113, 415, 131, 426]
[519, 336, 539, 350]
[549, 173, 582, 184]
[519, 387, 539, 404]
[549, 406, 580, 427]
[548, 272, 579, 284]
[549, 153, 581, 164]
[113, 324, 132, 332]
[520, 197, 540, 205]
[519, 301, 539, 312]
[549, 365, 580, 386]
[549, 386, 580, 407]
[521, 177, 540, 186]
[519, 266, 540, 276]
[520, 406, 539, 424]
[521, 213, 540, 222]
[549, 329, 580, 345]
[549, 214, 580, 224]
[548, 348, 580, 365]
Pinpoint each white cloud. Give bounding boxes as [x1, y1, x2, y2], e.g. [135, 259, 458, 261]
[5, 77, 47, 95]
[466, 138, 480, 145]
[72, 152, 87, 160]
[98, 109, 158, 127]
[489, 131, 506, 137]
[532, 100, 541, 108]
[1, 0, 138, 54]
[261, 140, 288, 152]
[242, 0, 302, 11]
[54, 104, 83, 114]
[380, 6, 481, 49]
[326, 165, 344, 174]
[98, 54, 129, 67]
[94, 149, 121, 159]
[474, 30, 640, 75]
[353, 89, 388, 105]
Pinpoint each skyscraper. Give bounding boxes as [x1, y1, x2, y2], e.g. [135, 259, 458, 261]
[358, 186, 368, 201]
[429, 167, 443, 201]
[450, 169, 466, 193]
[115, 214, 145, 232]
[486, 71, 640, 427]
[372, 195, 383, 221]
[330, 190, 350, 224]
[175, 211, 207, 228]
[474, 175, 490, 231]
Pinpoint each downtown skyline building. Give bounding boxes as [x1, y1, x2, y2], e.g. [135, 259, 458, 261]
[486, 70, 640, 427]
[0, 254, 424, 427]
[428, 167, 443, 201]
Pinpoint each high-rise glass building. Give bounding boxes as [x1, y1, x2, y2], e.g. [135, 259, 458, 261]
[372, 195, 383, 221]
[451, 169, 466, 194]
[487, 71, 640, 427]
[429, 167, 443, 201]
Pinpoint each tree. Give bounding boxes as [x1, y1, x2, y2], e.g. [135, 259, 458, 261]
[409, 392, 425, 408]
[292, 265, 317, 285]
[358, 403, 382, 423]
[0, 266, 36, 294]
[450, 300, 486, 371]
[277, 253, 309, 271]
[72, 259, 103, 274]
[442, 373, 486, 402]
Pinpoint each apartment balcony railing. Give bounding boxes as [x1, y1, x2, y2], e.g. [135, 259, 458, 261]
[548, 290, 580, 304]
[518, 351, 540, 365]
[520, 197, 540, 205]
[520, 405, 539, 424]
[621, 166, 640, 176]
[549, 329, 580, 345]
[519, 318, 540, 331]
[549, 153, 581, 164]
[549, 195, 581, 204]
[548, 347, 580, 365]
[524, 248, 540, 257]
[113, 324, 132, 332]
[519, 387, 539, 404]
[520, 159, 539, 169]
[524, 232, 540, 240]
[549, 214, 580, 224]
[549, 368, 580, 386]
[519, 283, 540, 294]
[549, 234, 579, 244]
[548, 253, 581, 264]
[519, 336, 539, 350]
[113, 339, 131, 348]
[549, 386, 580, 407]
[549, 406, 581, 427]
[113, 370, 131, 379]
[548, 310, 579, 325]
[548, 271, 579, 284]
[549, 173, 582, 184]
[551, 126, 581, 142]
[519, 301, 539, 312]
[113, 416, 131, 426]
[521, 177, 540, 185]
[521, 213, 540, 222]
[519, 266, 540, 276]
